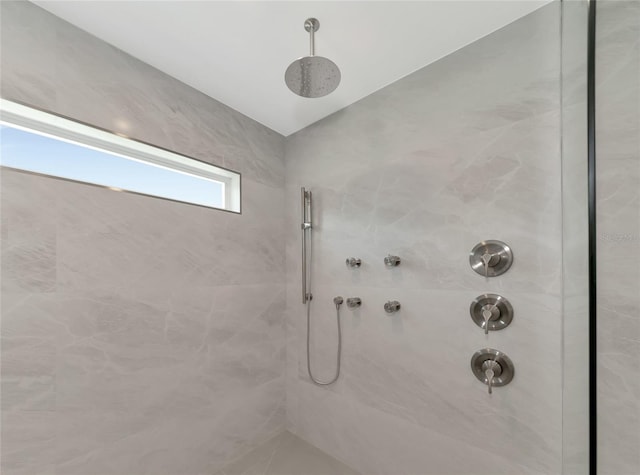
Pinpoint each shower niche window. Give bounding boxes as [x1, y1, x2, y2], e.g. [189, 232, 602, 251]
[0, 99, 241, 212]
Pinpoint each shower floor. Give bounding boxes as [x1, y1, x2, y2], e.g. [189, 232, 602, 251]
[217, 431, 361, 475]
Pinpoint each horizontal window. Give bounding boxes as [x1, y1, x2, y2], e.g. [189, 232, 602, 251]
[0, 99, 240, 212]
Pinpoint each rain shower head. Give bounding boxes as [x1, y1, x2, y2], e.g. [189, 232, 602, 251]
[285, 18, 341, 98]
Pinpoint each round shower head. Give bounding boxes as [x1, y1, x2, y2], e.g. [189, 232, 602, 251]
[285, 56, 341, 98]
[285, 18, 341, 98]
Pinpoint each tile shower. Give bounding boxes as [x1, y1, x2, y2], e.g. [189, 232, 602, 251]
[1, 2, 638, 475]
[285, 4, 564, 474]
[1, 2, 287, 473]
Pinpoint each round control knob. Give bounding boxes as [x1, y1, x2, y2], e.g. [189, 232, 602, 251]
[470, 294, 514, 334]
[469, 240, 513, 277]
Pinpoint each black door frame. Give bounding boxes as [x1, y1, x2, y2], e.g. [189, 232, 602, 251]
[587, 0, 597, 474]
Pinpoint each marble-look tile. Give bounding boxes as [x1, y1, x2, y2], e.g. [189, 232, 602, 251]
[595, 2, 640, 473]
[285, 113, 562, 298]
[597, 339, 640, 475]
[6, 281, 288, 475]
[289, 380, 549, 475]
[3, 0, 284, 189]
[284, 4, 564, 475]
[221, 430, 361, 475]
[3, 0, 626, 474]
[43, 284, 285, 415]
[0, 0, 58, 111]
[52, 175, 284, 297]
[53, 378, 284, 475]
[258, 431, 360, 475]
[0, 410, 57, 475]
[1, 1, 285, 188]
[2, 277, 287, 474]
[1, 170, 58, 293]
[1, 292, 58, 413]
[220, 429, 290, 475]
[286, 3, 561, 184]
[597, 158, 640, 311]
[287, 284, 562, 473]
[1, 2, 287, 474]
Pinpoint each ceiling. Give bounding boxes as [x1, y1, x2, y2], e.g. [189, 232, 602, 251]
[33, 1, 550, 136]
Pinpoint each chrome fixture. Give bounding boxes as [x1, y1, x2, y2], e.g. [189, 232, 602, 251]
[469, 240, 513, 277]
[384, 255, 401, 267]
[384, 300, 401, 314]
[346, 297, 362, 308]
[285, 18, 341, 98]
[301, 188, 312, 304]
[470, 294, 514, 334]
[470, 348, 515, 394]
[301, 187, 342, 386]
[345, 257, 362, 268]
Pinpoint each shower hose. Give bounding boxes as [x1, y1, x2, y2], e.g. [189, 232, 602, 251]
[305, 228, 342, 386]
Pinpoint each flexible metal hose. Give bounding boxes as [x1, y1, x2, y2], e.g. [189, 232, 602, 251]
[305, 224, 342, 386]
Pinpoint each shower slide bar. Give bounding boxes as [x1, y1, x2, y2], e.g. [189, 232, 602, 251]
[301, 186, 342, 385]
[301, 187, 312, 303]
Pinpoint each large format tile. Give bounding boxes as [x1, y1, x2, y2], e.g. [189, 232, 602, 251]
[595, 2, 640, 473]
[1, 2, 287, 474]
[289, 381, 547, 475]
[221, 431, 360, 475]
[284, 4, 564, 475]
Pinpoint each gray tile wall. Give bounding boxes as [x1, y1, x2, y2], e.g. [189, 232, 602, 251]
[4, 1, 622, 474]
[284, 3, 564, 474]
[596, 1, 640, 474]
[1, 2, 286, 474]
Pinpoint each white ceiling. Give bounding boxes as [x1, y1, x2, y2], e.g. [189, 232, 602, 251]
[33, 1, 550, 136]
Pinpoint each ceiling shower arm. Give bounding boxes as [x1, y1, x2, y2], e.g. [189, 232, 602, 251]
[304, 18, 319, 56]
